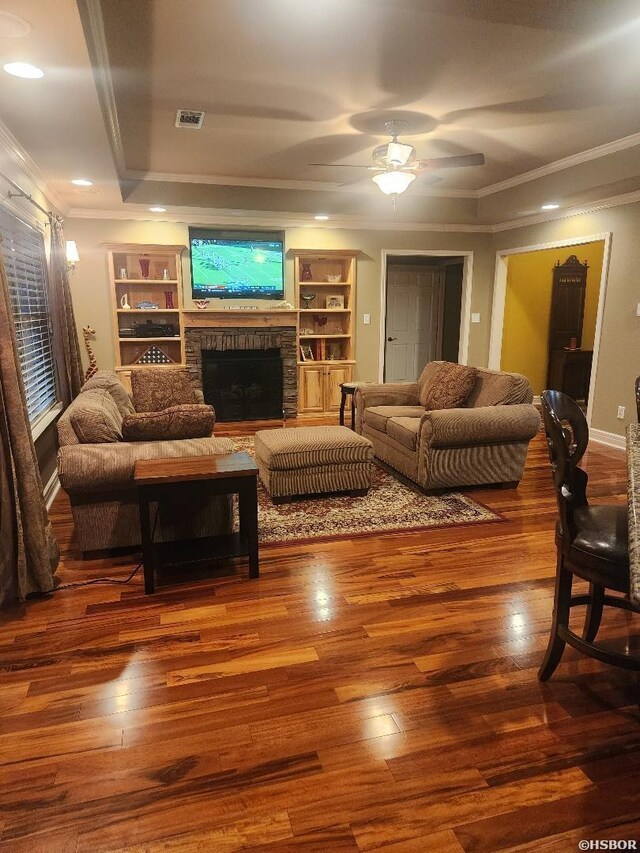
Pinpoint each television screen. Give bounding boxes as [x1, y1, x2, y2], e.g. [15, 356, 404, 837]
[189, 228, 285, 300]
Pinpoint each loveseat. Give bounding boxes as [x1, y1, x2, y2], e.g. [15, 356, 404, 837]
[57, 370, 233, 552]
[354, 361, 540, 491]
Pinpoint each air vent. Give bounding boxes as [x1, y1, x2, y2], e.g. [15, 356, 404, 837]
[175, 109, 206, 129]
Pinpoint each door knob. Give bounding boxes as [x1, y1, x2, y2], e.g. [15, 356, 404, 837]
[387, 337, 397, 342]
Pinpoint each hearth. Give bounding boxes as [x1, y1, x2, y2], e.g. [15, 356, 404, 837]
[202, 348, 283, 421]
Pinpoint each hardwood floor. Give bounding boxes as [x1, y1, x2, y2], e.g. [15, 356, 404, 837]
[1, 421, 639, 851]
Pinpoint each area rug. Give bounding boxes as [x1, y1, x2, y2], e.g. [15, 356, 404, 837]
[232, 436, 502, 545]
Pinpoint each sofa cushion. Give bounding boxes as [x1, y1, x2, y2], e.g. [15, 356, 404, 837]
[465, 368, 532, 407]
[363, 405, 425, 433]
[419, 362, 478, 410]
[69, 389, 123, 444]
[254, 425, 373, 471]
[386, 417, 420, 451]
[122, 404, 215, 441]
[131, 369, 199, 412]
[81, 371, 134, 416]
[417, 361, 443, 400]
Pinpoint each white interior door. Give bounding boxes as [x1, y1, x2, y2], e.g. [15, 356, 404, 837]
[384, 264, 444, 382]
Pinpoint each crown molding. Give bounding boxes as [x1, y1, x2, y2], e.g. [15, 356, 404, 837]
[490, 186, 640, 232]
[66, 205, 491, 232]
[76, 0, 127, 175]
[0, 118, 67, 214]
[66, 178, 640, 235]
[122, 169, 477, 199]
[477, 132, 640, 198]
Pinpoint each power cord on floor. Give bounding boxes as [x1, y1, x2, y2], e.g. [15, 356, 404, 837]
[54, 507, 159, 592]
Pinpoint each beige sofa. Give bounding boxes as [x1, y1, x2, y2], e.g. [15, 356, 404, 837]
[354, 361, 540, 491]
[57, 371, 233, 552]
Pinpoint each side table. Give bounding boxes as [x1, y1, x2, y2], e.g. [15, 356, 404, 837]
[134, 452, 259, 594]
[339, 382, 366, 429]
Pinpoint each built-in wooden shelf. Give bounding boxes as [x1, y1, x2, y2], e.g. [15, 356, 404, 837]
[116, 363, 186, 372]
[299, 334, 350, 339]
[119, 337, 182, 343]
[293, 249, 358, 415]
[298, 281, 352, 287]
[107, 242, 187, 370]
[115, 279, 179, 284]
[297, 360, 356, 366]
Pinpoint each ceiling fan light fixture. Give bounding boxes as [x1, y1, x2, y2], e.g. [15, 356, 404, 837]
[386, 142, 415, 167]
[372, 170, 416, 196]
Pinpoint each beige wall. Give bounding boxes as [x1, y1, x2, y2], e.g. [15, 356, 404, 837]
[66, 218, 495, 383]
[492, 204, 640, 437]
[67, 199, 640, 439]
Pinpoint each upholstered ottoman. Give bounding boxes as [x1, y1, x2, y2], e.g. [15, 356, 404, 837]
[254, 425, 374, 503]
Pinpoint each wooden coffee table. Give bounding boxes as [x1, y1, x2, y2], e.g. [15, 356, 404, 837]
[134, 452, 259, 594]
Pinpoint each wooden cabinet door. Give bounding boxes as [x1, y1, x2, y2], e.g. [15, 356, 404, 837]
[298, 365, 325, 412]
[325, 364, 353, 412]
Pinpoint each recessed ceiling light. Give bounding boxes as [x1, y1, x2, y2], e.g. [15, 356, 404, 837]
[149, 206, 167, 213]
[3, 61, 44, 79]
[314, 214, 330, 221]
[541, 202, 560, 210]
[71, 178, 93, 187]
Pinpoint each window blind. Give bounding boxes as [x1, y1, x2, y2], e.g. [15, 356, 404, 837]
[0, 208, 59, 423]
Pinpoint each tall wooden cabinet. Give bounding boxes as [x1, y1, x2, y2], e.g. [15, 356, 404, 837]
[105, 243, 186, 387]
[293, 249, 358, 414]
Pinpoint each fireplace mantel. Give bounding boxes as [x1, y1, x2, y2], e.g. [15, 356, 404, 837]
[182, 310, 298, 329]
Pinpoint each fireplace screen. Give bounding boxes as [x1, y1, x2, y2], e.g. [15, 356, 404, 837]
[201, 348, 283, 421]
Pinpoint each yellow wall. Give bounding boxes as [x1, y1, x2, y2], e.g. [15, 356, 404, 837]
[500, 241, 605, 396]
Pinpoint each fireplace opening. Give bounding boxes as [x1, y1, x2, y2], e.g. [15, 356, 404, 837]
[201, 348, 283, 422]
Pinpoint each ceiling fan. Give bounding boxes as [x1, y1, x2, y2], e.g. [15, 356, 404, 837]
[310, 120, 485, 198]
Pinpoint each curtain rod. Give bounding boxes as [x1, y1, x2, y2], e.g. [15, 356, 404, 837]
[0, 170, 57, 222]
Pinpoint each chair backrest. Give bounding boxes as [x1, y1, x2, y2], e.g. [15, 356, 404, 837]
[636, 375, 640, 422]
[541, 390, 589, 544]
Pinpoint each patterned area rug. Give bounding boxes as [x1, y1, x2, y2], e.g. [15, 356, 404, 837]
[232, 436, 502, 545]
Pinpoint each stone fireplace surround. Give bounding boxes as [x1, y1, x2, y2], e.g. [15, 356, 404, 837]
[184, 325, 298, 418]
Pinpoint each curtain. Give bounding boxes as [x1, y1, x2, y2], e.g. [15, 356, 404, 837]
[0, 240, 58, 607]
[49, 218, 84, 401]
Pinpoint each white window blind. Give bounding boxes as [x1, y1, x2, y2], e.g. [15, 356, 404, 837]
[0, 209, 59, 423]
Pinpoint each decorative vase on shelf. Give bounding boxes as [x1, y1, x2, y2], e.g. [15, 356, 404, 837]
[164, 291, 175, 309]
[120, 293, 131, 310]
[301, 263, 313, 281]
[301, 292, 316, 309]
[139, 256, 151, 279]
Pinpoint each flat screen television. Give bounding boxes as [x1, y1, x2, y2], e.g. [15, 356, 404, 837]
[189, 228, 285, 300]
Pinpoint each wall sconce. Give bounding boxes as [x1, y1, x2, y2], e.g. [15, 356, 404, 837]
[66, 240, 80, 273]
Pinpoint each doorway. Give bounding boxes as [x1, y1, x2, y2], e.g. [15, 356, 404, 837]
[382, 253, 469, 382]
[489, 233, 611, 425]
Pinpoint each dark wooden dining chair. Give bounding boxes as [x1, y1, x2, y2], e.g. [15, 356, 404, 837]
[636, 375, 640, 422]
[539, 389, 639, 680]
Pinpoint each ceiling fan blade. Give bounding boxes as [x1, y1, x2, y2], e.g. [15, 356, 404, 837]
[308, 163, 373, 169]
[417, 153, 486, 169]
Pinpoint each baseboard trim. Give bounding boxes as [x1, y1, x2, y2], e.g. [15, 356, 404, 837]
[43, 470, 61, 510]
[589, 428, 626, 450]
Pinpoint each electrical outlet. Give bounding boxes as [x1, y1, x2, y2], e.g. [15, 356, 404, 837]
[471, 312, 481, 324]
[617, 405, 625, 419]
[637, 302, 640, 317]
[363, 313, 371, 325]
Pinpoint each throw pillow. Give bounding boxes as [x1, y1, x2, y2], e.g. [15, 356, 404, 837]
[420, 362, 478, 410]
[122, 404, 215, 441]
[131, 369, 198, 412]
[81, 371, 135, 416]
[70, 389, 123, 443]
